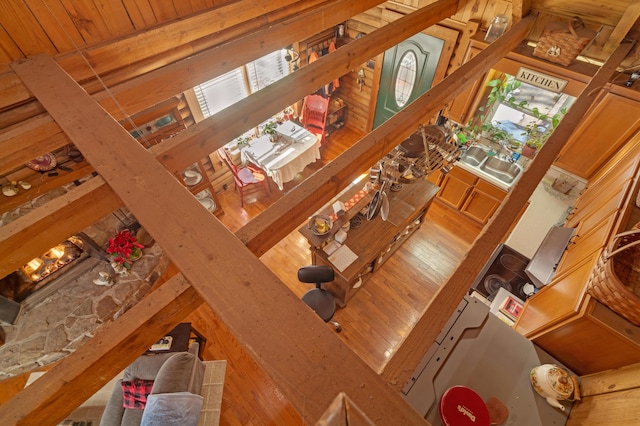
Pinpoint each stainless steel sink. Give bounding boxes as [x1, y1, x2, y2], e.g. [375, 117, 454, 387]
[480, 156, 522, 183]
[459, 146, 488, 167]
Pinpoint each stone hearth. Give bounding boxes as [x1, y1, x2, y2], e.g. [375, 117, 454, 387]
[0, 243, 168, 379]
[0, 180, 170, 378]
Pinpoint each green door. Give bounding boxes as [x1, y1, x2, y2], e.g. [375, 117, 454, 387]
[373, 33, 444, 129]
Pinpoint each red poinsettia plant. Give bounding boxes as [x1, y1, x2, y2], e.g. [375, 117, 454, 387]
[107, 229, 144, 269]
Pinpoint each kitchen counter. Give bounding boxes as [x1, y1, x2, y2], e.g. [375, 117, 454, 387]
[299, 179, 438, 306]
[402, 295, 574, 425]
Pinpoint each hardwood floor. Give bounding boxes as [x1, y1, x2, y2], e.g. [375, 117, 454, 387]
[186, 127, 481, 424]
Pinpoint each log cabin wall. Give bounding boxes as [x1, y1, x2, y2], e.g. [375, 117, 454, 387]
[567, 362, 640, 425]
[2, 0, 640, 424]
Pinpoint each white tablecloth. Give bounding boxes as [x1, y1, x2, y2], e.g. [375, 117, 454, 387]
[240, 121, 320, 190]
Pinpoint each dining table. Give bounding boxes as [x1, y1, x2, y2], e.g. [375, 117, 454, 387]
[239, 120, 320, 190]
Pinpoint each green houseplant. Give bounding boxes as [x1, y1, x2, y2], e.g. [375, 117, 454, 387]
[262, 121, 279, 141]
[236, 135, 251, 148]
[466, 77, 526, 143]
[521, 107, 567, 157]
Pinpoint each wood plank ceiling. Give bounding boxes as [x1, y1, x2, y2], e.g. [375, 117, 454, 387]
[1, 0, 639, 424]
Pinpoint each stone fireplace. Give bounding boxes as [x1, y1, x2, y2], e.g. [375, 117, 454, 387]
[0, 200, 169, 378]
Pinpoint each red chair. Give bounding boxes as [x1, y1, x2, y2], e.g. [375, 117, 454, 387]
[218, 148, 270, 207]
[301, 94, 330, 144]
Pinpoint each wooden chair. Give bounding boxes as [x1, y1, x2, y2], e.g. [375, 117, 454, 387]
[301, 94, 330, 145]
[217, 148, 270, 207]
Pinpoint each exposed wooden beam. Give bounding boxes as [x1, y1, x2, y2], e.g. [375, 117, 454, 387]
[579, 362, 640, 397]
[97, 0, 388, 121]
[0, 0, 386, 174]
[0, 0, 459, 270]
[9, 54, 428, 425]
[0, 177, 123, 278]
[0, 273, 202, 425]
[381, 38, 636, 389]
[238, 14, 537, 257]
[0, 0, 305, 111]
[0, 114, 67, 176]
[603, 1, 640, 52]
[153, 0, 460, 175]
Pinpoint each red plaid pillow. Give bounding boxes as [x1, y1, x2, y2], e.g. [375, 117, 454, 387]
[121, 379, 154, 409]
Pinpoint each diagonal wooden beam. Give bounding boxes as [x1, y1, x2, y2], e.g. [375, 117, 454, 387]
[0, 273, 203, 425]
[0, 0, 305, 111]
[603, 1, 640, 53]
[238, 14, 537, 257]
[98, 0, 388, 121]
[0, 177, 123, 278]
[381, 39, 636, 390]
[0, 0, 386, 174]
[0, 0, 459, 274]
[8, 54, 429, 425]
[153, 0, 459, 175]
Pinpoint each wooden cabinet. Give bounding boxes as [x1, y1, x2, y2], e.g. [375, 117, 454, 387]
[515, 252, 598, 338]
[299, 179, 439, 306]
[554, 92, 640, 179]
[566, 143, 639, 227]
[515, 142, 640, 374]
[447, 45, 485, 125]
[554, 213, 616, 278]
[437, 166, 506, 224]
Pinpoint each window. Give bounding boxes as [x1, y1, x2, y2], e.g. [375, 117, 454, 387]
[487, 75, 574, 143]
[194, 69, 247, 119]
[194, 50, 289, 119]
[394, 51, 417, 107]
[246, 51, 288, 92]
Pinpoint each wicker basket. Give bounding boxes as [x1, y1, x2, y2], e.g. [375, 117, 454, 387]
[586, 229, 640, 325]
[533, 18, 597, 66]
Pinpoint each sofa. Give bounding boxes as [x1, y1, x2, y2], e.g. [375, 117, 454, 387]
[100, 343, 205, 426]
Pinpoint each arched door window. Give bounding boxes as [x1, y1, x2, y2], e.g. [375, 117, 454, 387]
[394, 51, 417, 107]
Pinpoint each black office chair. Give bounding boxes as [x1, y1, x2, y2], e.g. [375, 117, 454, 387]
[298, 265, 342, 332]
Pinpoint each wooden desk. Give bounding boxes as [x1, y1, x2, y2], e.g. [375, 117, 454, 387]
[299, 179, 439, 306]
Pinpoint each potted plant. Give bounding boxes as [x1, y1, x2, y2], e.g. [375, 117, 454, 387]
[236, 135, 251, 148]
[520, 107, 567, 158]
[107, 229, 144, 269]
[283, 106, 295, 121]
[262, 121, 279, 142]
[466, 77, 525, 144]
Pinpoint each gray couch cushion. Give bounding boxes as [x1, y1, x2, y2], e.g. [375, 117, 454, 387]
[140, 392, 203, 426]
[123, 352, 176, 381]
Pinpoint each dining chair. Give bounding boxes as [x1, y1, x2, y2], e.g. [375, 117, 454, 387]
[217, 148, 270, 207]
[301, 94, 330, 145]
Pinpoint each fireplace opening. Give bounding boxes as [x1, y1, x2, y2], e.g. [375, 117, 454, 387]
[0, 237, 87, 304]
[0, 232, 111, 325]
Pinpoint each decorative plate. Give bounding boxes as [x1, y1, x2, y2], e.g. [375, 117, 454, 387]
[25, 153, 57, 171]
[183, 171, 203, 186]
[198, 197, 216, 211]
[309, 215, 333, 236]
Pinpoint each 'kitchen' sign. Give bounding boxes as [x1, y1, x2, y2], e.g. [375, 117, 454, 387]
[515, 67, 567, 93]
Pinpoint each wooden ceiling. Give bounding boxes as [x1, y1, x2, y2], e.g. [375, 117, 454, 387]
[0, 0, 639, 424]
